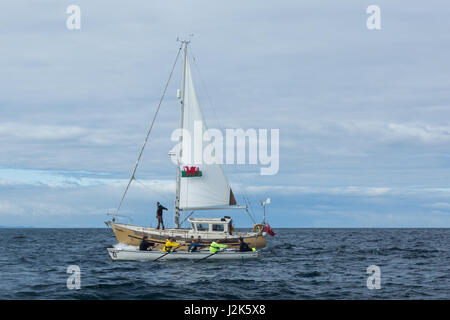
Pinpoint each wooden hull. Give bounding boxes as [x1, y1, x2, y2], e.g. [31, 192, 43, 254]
[106, 221, 267, 250]
[107, 248, 261, 261]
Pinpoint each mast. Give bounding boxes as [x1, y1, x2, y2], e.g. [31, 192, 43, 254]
[174, 40, 189, 229]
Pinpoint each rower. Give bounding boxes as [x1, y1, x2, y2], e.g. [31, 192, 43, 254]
[238, 237, 252, 252]
[139, 236, 155, 251]
[162, 237, 181, 252]
[209, 241, 227, 253]
[188, 238, 206, 252]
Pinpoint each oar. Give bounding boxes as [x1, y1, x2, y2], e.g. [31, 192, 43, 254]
[153, 244, 184, 262]
[197, 252, 218, 261]
[196, 248, 226, 261]
[129, 235, 165, 244]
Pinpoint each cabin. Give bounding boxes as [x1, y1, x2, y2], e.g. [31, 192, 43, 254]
[188, 216, 233, 235]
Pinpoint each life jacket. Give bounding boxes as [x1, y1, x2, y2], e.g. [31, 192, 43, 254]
[210, 241, 227, 253]
[162, 239, 180, 252]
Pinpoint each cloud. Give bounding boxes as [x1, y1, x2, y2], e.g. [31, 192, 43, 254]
[0, 200, 25, 216]
[0, 122, 143, 146]
[245, 185, 392, 196]
[385, 123, 450, 144]
[290, 120, 450, 146]
[428, 202, 450, 210]
[0, 122, 86, 141]
[0, 168, 175, 191]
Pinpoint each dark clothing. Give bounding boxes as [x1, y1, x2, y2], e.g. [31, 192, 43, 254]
[157, 205, 167, 216]
[156, 205, 167, 229]
[157, 215, 165, 229]
[188, 243, 206, 252]
[239, 241, 252, 252]
[139, 240, 155, 251]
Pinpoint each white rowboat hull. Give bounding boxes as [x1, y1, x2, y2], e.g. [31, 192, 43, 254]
[107, 248, 261, 261]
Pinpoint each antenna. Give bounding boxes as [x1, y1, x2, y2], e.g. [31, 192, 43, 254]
[260, 197, 271, 224]
[177, 34, 194, 44]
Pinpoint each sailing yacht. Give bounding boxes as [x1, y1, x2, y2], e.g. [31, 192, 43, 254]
[105, 40, 270, 251]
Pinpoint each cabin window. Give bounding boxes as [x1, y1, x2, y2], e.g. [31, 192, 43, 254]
[196, 223, 209, 231]
[212, 224, 224, 232]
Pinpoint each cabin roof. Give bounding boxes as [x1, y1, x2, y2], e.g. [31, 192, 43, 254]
[188, 217, 231, 224]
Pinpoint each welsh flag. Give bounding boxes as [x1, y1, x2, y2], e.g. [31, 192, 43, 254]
[263, 224, 275, 236]
[182, 166, 202, 177]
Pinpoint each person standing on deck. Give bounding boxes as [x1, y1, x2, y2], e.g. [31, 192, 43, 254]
[156, 201, 167, 230]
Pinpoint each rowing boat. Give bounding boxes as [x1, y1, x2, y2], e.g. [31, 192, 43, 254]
[107, 247, 261, 261]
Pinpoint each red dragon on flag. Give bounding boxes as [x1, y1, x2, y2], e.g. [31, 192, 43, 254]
[182, 166, 202, 177]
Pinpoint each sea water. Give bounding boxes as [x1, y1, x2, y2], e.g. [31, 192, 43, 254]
[0, 228, 449, 299]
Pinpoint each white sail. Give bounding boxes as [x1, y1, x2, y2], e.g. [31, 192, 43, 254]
[179, 57, 236, 210]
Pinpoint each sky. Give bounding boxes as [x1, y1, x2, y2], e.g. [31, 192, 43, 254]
[1, 0, 450, 227]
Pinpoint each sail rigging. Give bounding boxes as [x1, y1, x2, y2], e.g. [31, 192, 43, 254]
[113, 44, 182, 220]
